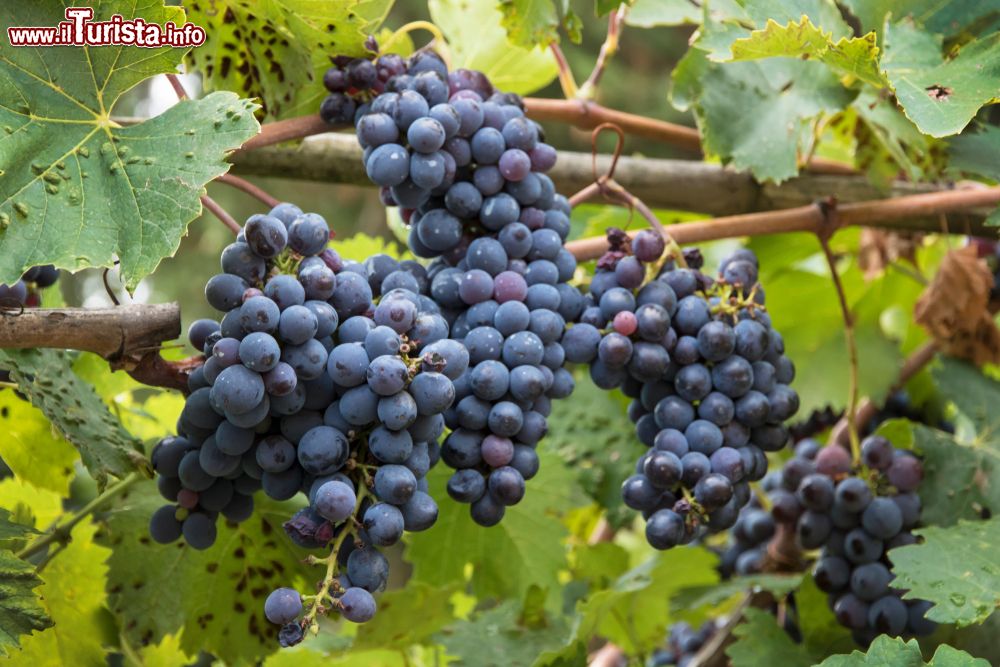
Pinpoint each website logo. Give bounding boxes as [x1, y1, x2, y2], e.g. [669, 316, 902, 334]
[7, 7, 206, 48]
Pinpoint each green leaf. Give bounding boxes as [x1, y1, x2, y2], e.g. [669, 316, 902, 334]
[882, 21, 1000, 138]
[695, 58, 855, 182]
[544, 374, 645, 528]
[0, 479, 64, 535]
[625, 0, 700, 27]
[726, 608, 815, 666]
[429, 0, 558, 95]
[890, 359, 1000, 525]
[186, 0, 390, 120]
[0, 1, 260, 289]
[932, 358, 1000, 435]
[0, 391, 77, 495]
[0, 550, 52, 657]
[14, 522, 108, 666]
[571, 548, 718, 654]
[671, 573, 803, 613]
[728, 18, 885, 87]
[0, 508, 38, 542]
[949, 125, 1000, 182]
[853, 88, 939, 185]
[890, 518, 1000, 627]
[103, 481, 315, 664]
[816, 634, 990, 666]
[437, 600, 569, 667]
[497, 0, 581, 46]
[841, 0, 1000, 42]
[406, 447, 583, 602]
[740, 0, 853, 39]
[132, 633, 192, 667]
[352, 581, 457, 650]
[0, 349, 146, 487]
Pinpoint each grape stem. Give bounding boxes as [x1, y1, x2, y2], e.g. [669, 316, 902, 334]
[17, 473, 140, 563]
[201, 194, 241, 235]
[817, 231, 861, 462]
[301, 484, 368, 633]
[577, 5, 627, 100]
[215, 174, 281, 208]
[380, 21, 449, 65]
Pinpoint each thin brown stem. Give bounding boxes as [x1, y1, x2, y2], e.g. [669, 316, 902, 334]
[564, 187, 1000, 260]
[818, 234, 860, 460]
[579, 6, 627, 98]
[201, 194, 241, 235]
[215, 173, 281, 208]
[165, 73, 188, 100]
[238, 114, 337, 152]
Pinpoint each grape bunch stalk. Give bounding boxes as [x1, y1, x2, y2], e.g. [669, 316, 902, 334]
[769, 436, 936, 645]
[348, 48, 581, 526]
[563, 231, 799, 549]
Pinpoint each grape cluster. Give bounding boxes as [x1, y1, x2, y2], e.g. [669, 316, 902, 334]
[148, 202, 460, 641]
[349, 49, 580, 526]
[769, 436, 936, 645]
[0, 265, 60, 384]
[567, 238, 798, 549]
[648, 621, 717, 666]
[717, 491, 776, 578]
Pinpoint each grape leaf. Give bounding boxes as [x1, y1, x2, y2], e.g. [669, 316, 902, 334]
[817, 635, 990, 666]
[726, 608, 815, 666]
[949, 125, 1000, 182]
[670, 573, 803, 613]
[0, 349, 147, 487]
[406, 447, 583, 602]
[841, 0, 1000, 41]
[740, 0, 852, 39]
[852, 88, 940, 186]
[727, 17, 884, 87]
[0, 1, 260, 289]
[570, 548, 718, 654]
[0, 391, 77, 495]
[266, 647, 409, 666]
[437, 600, 569, 666]
[0, 509, 37, 542]
[890, 518, 1000, 627]
[695, 57, 855, 182]
[0, 479, 64, 536]
[352, 581, 458, 650]
[429, 0, 559, 95]
[14, 522, 108, 666]
[133, 633, 192, 667]
[948, 125, 1000, 225]
[625, 0, 700, 27]
[544, 374, 644, 528]
[185, 0, 390, 121]
[102, 481, 315, 664]
[881, 21, 1000, 138]
[497, 0, 582, 48]
[931, 357, 1000, 435]
[0, 550, 52, 657]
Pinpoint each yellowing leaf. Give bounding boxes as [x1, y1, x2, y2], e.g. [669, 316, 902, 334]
[0, 392, 77, 495]
[729, 17, 885, 87]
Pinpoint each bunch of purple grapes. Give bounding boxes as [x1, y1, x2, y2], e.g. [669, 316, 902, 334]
[348, 49, 581, 527]
[148, 203, 461, 641]
[562, 237, 798, 549]
[320, 49, 405, 124]
[769, 437, 936, 645]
